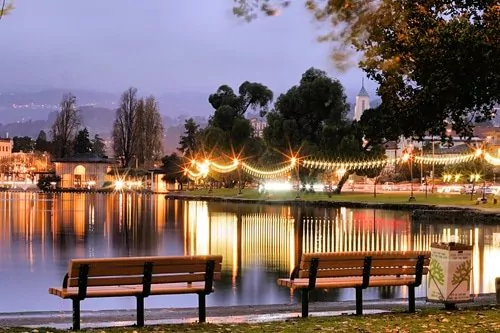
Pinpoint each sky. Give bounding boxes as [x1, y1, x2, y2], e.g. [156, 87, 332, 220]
[0, 0, 377, 101]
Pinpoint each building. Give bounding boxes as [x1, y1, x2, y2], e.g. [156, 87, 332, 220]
[0, 138, 13, 160]
[353, 80, 371, 121]
[249, 117, 267, 138]
[52, 153, 115, 188]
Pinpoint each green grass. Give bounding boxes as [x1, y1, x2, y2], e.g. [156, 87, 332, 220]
[2, 307, 500, 332]
[173, 188, 500, 210]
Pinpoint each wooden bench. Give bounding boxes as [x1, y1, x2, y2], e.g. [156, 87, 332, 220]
[49, 255, 223, 330]
[278, 251, 430, 317]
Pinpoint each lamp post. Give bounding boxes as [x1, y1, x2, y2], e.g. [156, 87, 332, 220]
[235, 158, 242, 195]
[403, 146, 416, 202]
[475, 148, 487, 203]
[291, 157, 300, 199]
[431, 138, 436, 193]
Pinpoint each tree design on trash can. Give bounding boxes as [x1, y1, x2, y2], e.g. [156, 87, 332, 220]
[452, 259, 471, 289]
[429, 258, 445, 286]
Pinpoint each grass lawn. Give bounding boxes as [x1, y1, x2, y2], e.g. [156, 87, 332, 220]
[172, 188, 500, 210]
[2, 306, 500, 332]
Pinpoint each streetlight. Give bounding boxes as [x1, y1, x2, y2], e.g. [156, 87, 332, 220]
[402, 147, 416, 202]
[475, 148, 487, 203]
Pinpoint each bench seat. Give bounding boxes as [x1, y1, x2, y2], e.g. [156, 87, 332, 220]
[49, 282, 211, 299]
[278, 275, 417, 289]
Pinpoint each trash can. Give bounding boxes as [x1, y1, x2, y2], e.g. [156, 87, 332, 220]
[427, 242, 473, 308]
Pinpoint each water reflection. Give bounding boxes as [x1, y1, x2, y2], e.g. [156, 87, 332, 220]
[0, 192, 500, 313]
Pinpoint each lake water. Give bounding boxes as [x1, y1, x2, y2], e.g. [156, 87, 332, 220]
[0, 192, 499, 313]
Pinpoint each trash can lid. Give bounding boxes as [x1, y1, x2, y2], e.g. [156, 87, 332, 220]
[430, 242, 473, 251]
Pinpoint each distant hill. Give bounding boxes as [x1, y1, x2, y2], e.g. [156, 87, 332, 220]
[0, 89, 213, 124]
[0, 89, 118, 107]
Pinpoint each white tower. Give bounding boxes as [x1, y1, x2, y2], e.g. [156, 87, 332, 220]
[354, 79, 371, 121]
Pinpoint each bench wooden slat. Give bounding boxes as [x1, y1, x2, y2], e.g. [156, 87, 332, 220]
[67, 272, 222, 288]
[371, 258, 430, 267]
[301, 251, 430, 261]
[300, 258, 430, 270]
[69, 262, 222, 279]
[301, 251, 429, 259]
[278, 275, 417, 289]
[69, 255, 223, 266]
[49, 282, 209, 299]
[298, 266, 429, 279]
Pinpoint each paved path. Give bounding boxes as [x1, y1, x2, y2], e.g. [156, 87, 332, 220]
[0, 294, 496, 329]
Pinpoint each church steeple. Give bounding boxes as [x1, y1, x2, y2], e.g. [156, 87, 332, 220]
[353, 78, 371, 121]
[358, 77, 369, 97]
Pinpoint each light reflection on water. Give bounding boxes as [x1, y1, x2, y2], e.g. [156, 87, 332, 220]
[0, 192, 500, 313]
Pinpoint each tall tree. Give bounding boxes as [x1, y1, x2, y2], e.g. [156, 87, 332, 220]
[233, 0, 500, 139]
[12, 136, 34, 153]
[112, 88, 163, 168]
[161, 153, 187, 183]
[178, 118, 200, 158]
[134, 96, 164, 167]
[112, 87, 139, 167]
[204, 81, 273, 155]
[73, 128, 92, 154]
[264, 68, 384, 192]
[91, 134, 106, 156]
[34, 130, 51, 153]
[51, 93, 81, 158]
[264, 68, 349, 154]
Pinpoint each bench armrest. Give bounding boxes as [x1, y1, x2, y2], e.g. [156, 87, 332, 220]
[62, 273, 69, 289]
[290, 266, 300, 280]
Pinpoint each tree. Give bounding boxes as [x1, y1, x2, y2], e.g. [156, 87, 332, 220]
[178, 118, 200, 158]
[12, 136, 34, 153]
[112, 88, 164, 168]
[91, 134, 106, 156]
[161, 153, 186, 184]
[34, 130, 51, 153]
[51, 93, 81, 158]
[134, 96, 164, 167]
[233, 0, 500, 139]
[204, 81, 273, 155]
[264, 68, 385, 192]
[0, 1, 14, 20]
[73, 128, 92, 154]
[112, 87, 139, 167]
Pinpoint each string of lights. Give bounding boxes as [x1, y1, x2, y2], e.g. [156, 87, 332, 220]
[484, 152, 500, 166]
[183, 149, 495, 179]
[241, 161, 294, 178]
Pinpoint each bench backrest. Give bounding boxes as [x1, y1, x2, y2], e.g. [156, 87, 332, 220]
[298, 251, 430, 279]
[65, 255, 223, 291]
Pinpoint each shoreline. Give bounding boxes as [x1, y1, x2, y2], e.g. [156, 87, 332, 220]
[165, 192, 500, 213]
[0, 294, 496, 328]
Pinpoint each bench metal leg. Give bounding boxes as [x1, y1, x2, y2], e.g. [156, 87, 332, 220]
[198, 293, 206, 323]
[408, 285, 415, 313]
[72, 298, 81, 331]
[136, 296, 145, 327]
[355, 287, 363, 315]
[301, 290, 309, 317]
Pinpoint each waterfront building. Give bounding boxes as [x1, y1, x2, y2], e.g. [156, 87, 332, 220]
[52, 153, 114, 188]
[249, 117, 266, 138]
